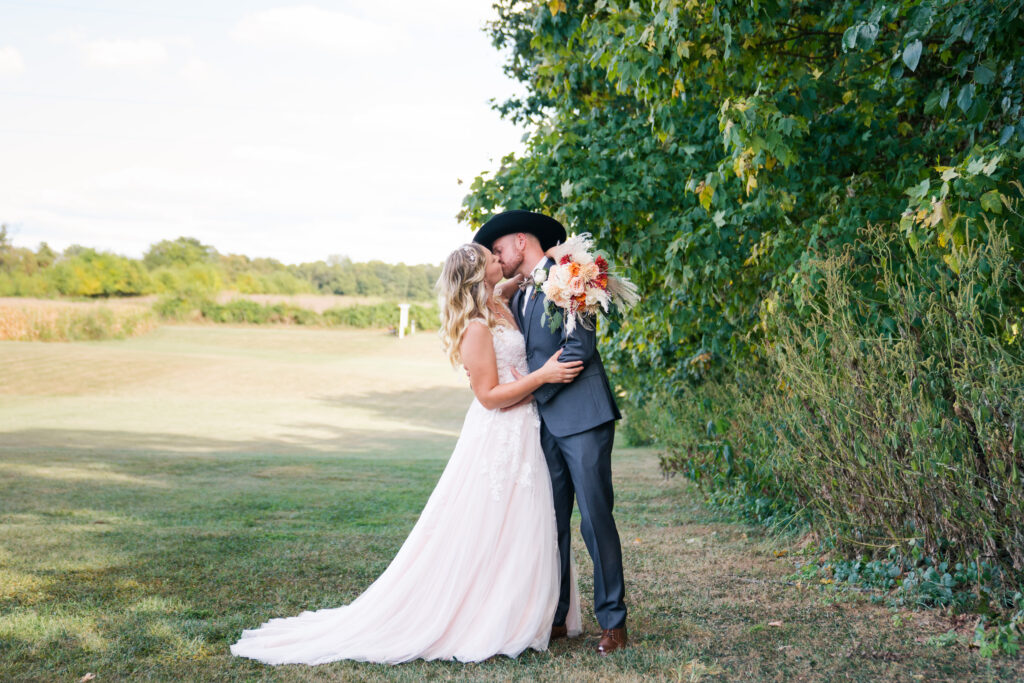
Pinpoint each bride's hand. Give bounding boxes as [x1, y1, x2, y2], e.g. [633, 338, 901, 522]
[495, 274, 525, 303]
[539, 349, 584, 384]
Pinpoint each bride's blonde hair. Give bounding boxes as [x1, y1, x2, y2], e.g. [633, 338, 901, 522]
[437, 243, 501, 367]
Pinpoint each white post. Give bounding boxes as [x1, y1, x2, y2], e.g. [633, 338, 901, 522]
[398, 303, 410, 339]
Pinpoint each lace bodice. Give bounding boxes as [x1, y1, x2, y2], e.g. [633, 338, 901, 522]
[467, 319, 540, 501]
[490, 321, 530, 383]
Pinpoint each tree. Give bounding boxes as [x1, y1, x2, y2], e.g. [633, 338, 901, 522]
[36, 243, 56, 269]
[143, 237, 218, 269]
[460, 0, 1024, 586]
[462, 0, 1024, 397]
[50, 248, 151, 297]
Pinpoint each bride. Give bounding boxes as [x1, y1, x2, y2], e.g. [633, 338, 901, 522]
[230, 242, 583, 665]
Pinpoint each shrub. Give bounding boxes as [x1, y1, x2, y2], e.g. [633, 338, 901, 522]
[322, 302, 438, 330]
[659, 221, 1023, 575]
[656, 370, 799, 528]
[765, 225, 1023, 569]
[155, 297, 439, 331]
[153, 294, 204, 321]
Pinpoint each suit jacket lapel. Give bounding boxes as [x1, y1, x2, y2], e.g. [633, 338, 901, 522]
[523, 288, 537, 346]
[511, 289, 523, 329]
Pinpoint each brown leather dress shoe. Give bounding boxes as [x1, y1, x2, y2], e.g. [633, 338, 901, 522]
[596, 626, 627, 655]
[550, 624, 568, 640]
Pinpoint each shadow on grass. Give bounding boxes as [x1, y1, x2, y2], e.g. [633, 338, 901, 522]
[0, 437, 450, 679]
[314, 385, 471, 433]
[1, 386, 473, 458]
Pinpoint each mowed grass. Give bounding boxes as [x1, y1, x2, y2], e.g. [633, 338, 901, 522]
[1, 327, 1021, 681]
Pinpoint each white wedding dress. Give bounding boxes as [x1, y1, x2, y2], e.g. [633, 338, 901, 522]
[230, 320, 582, 665]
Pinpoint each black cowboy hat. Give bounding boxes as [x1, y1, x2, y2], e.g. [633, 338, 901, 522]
[472, 210, 567, 252]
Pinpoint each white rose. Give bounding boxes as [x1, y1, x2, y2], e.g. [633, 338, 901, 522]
[548, 266, 569, 287]
[533, 267, 547, 284]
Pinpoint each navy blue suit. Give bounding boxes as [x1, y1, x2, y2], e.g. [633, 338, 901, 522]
[512, 258, 627, 630]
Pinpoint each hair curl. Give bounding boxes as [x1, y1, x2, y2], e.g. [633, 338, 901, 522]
[437, 243, 503, 367]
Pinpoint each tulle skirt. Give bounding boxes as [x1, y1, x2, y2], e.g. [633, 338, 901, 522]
[230, 399, 581, 665]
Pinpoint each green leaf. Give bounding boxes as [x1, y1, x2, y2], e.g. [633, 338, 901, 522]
[939, 87, 949, 110]
[956, 84, 975, 113]
[943, 252, 961, 274]
[856, 23, 879, 50]
[980, 190, 1003, 214]
[906, 178, 930, 199]
[841, 25, 859, 51]
[699, 183, 714, 211]
[974, 64, 995, 85]
[966, 156, 987, 175]
[902, 40, 922, 72]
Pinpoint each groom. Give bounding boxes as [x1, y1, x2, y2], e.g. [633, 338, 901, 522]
[473, 210, 628, 655]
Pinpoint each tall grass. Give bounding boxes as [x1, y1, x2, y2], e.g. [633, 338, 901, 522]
[654, 224, 1023, 624]
[0, 300, 157, 341]
[767, 228, 1023, 567]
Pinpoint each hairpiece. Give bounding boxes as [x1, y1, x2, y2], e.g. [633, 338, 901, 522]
[462, 245, 478, 263]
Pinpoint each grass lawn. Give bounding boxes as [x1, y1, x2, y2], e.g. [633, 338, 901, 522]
[1, 326, 1021, 681]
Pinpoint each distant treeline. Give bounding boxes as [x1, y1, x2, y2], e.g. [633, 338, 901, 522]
[155, 296, 438, 330]
[0, 230, 442, 300]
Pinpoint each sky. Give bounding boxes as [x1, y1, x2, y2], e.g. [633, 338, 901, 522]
[0, 1, 527, 265]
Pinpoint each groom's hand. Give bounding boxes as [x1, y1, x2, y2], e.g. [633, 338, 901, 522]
[495, 274, 525, 303]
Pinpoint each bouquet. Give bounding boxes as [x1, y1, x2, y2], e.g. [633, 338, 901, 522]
[538, 233, 639, 335]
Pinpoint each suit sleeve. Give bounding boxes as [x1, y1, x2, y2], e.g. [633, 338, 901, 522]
[532, 314, 598, 405]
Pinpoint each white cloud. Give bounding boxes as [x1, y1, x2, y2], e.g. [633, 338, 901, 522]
[178, 56, 211, 82]
[84, 38, 168, 68]
[0, 46, 25, 75]
[1, 1, 525, 265]
[231, 5, 394, 54]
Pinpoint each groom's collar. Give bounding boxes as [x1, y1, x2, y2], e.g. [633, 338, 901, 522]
[528, 256, 548, 276]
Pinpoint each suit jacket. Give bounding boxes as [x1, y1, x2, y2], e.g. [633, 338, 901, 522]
[512, 258, 621, 438]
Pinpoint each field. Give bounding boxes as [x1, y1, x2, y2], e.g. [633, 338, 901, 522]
[0, 295, 433, 343]
[1, 327, 1021, 681]
[0, 298, 157, 342]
